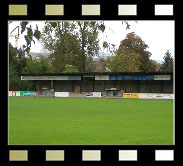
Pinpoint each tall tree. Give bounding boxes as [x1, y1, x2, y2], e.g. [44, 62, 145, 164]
[77, 21, 100, 72]
[116, 32, 156, 72]
[9, 43, 30, 91]
[161, 50, 174, 72]
[41, 21, 81, 72]
[41, 21, 100, 72]
[13, 21, 131, 54]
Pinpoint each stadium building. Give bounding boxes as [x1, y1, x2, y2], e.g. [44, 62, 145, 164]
[20, 72, 173, 98]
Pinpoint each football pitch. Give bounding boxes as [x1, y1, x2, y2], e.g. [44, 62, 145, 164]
[9, 97, 174, 145]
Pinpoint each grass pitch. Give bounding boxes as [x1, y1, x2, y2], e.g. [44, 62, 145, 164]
[9, 97, 173, 145]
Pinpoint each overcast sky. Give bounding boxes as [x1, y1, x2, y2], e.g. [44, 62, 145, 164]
[9, 20, 174, 61]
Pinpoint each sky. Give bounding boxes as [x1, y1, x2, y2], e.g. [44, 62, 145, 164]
[9, 20, 174, 61]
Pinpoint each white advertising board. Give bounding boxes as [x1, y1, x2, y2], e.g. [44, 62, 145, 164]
[55, 92, 69, 97]
[68, 76, 81, 80]
[86, 92, 102, 98]
[95, 75, 109, 80]
[154, 75, 171, 80]
[16, 91, 20, 96]
[9, 91, 12, 96]
[83, 75, 94, 78]
[139, 93, 174, 99]
[21, 76, 81, 80]
[9, 91, 20, 96]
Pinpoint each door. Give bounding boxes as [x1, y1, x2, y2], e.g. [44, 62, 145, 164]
[74, 85, 80, 93]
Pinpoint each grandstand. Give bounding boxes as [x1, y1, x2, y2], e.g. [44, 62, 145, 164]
[18, 72, 173, 98]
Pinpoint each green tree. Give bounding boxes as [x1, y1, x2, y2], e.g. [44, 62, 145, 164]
[9, 43, 18, 64]
[77, 21, 100, 72]
[41, 21, 81, 72]
[9, 43, 28, 74]
[41, 21, 101, 72]
[63, 64, 79, 73]
[10, 21, 134, 73]
[9, 64, 22, 91]
[161, 50, 174, 72]
[12, 21, 131, 54]
[21, 56, 52, 90]
[9, 43, 30, 91]
[23, 56, 53, 74]
[105, 49, 142, 72]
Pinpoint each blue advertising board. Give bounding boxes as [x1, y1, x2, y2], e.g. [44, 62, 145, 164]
[109, 75, 122, 80]
[123, 75, 139, 80]
[109, 75, 139, 80]
[109, 75, 155, 80]
[24, 92, 37, 96]
[138, 75, 154, 80]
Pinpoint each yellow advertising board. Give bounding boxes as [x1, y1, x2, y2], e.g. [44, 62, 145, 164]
[123, 93, 139, 99]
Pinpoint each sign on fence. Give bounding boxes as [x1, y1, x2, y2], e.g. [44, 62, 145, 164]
[108, 75, 170, 80]
[86, 92, 102, 98]
[95, 75, 109, 80]
[139, 93, 174, 99]
[55, 92, 69, 97]
[21, 76, 81, 80]
[123, 93, 139, 99]
[9, 91, 20, 96]
[9, 91, 37, 96]
[23, 92, 37, 96]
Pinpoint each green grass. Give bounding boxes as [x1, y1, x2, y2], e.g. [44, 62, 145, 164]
[9, 97, 174, 145]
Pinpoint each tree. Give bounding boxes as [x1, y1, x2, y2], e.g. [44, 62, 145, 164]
[9, 64, 22, 91]
[167, 59, 174, 72]
[77, 21, 100, 72]
[41, 21, 81, 73]
[10, 21, 134, 73]
[9, 43, 18, 64]
[105, 49, 142, 72]
[41, 21, 101, 72]
[11, 21, 131, 54]
[10, 21, 135, 74]
[9, 43, 30, 91]
[150, 60, 162, 72]
[23, 56, 53, 74]
[63, 64, 79, 73]
[9, 43, 28, 74]
[161, 50, 174, 72]
[116, 32, 156, 72]
[19, 21, 41, 53]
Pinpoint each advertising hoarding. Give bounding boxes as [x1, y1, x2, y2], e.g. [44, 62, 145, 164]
[21, 76, 81, 80]
[23, 92, 37, 96]
[95, 75, 109, 80]
[139, 93, 174, 99]
[123, 93, 139, 99]
[55, 92, 69, 97]
[86, 92, 102, 98]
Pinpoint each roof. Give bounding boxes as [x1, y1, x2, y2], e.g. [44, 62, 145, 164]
[20, 72, 173, 76]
